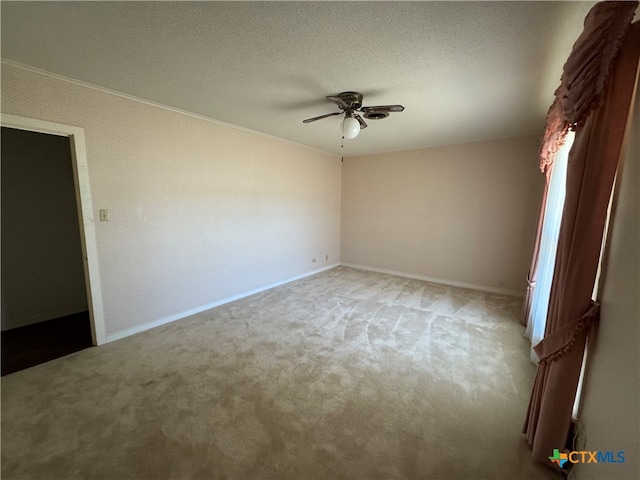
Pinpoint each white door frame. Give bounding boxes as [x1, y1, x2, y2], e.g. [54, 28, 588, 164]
[2, 113, 106, 345]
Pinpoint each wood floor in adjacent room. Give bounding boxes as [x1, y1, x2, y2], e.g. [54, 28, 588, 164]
[1, 311, 93, 376]
[1, 267, 563, 479]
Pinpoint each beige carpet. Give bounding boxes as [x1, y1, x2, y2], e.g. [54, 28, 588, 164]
[1, 266, 562, 479]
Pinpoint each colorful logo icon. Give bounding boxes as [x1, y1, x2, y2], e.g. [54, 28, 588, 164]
[549, 448, 625, 466]
[549, 448, 569, 468]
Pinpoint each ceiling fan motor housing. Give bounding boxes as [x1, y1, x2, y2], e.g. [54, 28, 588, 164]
[337, 91, 363, 110]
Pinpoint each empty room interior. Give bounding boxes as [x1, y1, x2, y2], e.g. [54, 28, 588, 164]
[1, 2, 638, 480]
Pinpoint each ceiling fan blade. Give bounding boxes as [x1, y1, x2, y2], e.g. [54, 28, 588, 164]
[302, 111, 342, 123]
[355, 115, 368, 129]
[360, 105, 405, 113]
[326, 95, 349, 110]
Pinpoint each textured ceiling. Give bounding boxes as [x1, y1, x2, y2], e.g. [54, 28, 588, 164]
[1, 1, 597, 156]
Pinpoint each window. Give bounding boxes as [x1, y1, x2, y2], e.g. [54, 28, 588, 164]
[525, 131, 575, 364]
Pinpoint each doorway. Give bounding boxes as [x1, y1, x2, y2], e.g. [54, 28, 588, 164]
[1, 115, 106, 375]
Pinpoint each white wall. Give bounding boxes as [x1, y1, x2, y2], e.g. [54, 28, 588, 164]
[1, 127, 88, 330]
[341, 136, 543, 294]
[574, 79, 639, 480]
[1, 64, 342, 339]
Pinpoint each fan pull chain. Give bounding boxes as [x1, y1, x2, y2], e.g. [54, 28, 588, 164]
[341, 135, 344, 163]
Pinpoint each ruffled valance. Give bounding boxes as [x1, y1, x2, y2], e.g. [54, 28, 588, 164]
[539, 1, 638, 173]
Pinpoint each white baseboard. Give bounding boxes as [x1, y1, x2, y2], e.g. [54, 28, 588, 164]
[105, 263, 340, 343]
[340, 262, 524, 297]
[105, 261, 521, 343]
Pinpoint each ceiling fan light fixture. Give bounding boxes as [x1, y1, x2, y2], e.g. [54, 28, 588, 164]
[342, 115, 360, 139]
[303, 91, 404, 140]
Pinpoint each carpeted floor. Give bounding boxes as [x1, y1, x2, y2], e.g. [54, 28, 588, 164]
[1, 266, 562, 479]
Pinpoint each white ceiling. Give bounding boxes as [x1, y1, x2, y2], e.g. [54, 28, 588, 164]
[1, 1, 597, 156]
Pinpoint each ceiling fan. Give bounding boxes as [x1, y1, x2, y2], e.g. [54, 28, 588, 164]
[303, 91, 404, 139]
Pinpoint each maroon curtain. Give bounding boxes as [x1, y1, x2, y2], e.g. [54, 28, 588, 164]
[524, 1, 640, 467]
[520, 1, 637, 327]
